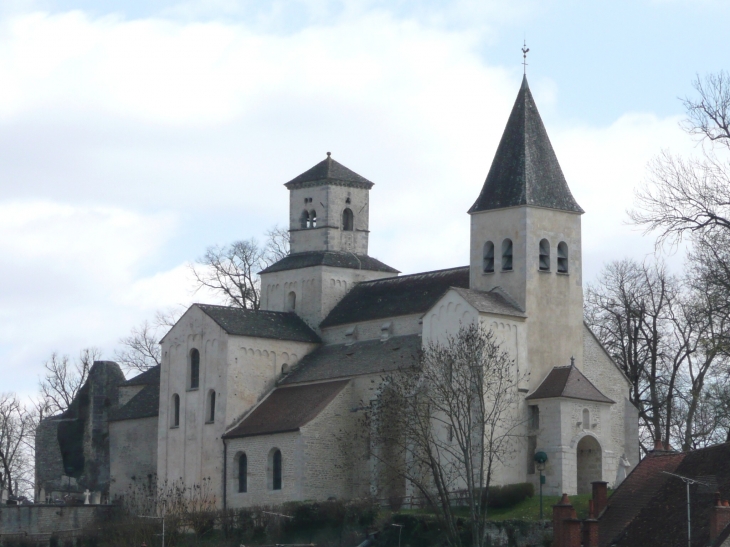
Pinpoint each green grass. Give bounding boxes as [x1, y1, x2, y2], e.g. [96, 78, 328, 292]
[486, 492, 593, 521]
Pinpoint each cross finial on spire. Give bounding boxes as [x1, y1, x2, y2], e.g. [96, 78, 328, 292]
[522, 40, 530, 75]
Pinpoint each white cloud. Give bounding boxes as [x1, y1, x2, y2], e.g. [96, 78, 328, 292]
[0, 7, 696, 394]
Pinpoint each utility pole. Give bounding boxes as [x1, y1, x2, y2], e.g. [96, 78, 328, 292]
[662, 471, 711, 547]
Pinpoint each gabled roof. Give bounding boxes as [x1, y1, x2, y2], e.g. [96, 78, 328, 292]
[280, 334, 421, 385]
[122, 364, 160, 386]
[223, 380, 349, 439]
[260, 251, 399, 275]
[109, 384, 159, 422]
[320, 266, 470, 328]
[195, 304, 321, 344]
[598, 450, 686, 547]
[450, 287, 526, 318]
[607, 443, 730, 547]
[525, 364, 614, 403]
[284, 153, 374, 190]
[469, 76, 583, 214]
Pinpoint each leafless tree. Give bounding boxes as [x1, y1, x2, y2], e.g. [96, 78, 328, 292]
[585, 259, 686, 453]
[0, 393, 34, 496]
[38, 347, 101, 415]
[190, 225, 290, 310]
[631, 71, 730, 246]
[370, 323, 522, 547]
[114, 308, 184, 374]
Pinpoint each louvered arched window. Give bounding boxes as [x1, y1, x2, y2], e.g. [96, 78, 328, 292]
[483, 241, 494, 273]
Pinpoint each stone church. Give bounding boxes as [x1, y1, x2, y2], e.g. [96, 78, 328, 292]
[36, 75, 638, 508]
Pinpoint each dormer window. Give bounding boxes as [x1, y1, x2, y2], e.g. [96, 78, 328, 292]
[502, 239, 513, 271]
[483, 241, 494, 273]
[539, 239, 550, 271]
[557, 242, 569, 273]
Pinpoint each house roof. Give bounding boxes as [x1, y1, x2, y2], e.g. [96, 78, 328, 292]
[525, 364, 614, 403]
[260, 251, 399, 275]
[451, 287, 526, 317]
[195, 304, 321, 344]
[108, 384, 160, 422]
[607, 443, 730, 547]
[122, 365, 160, 386]
[320, 266, 470, 328]
[223, 379, 349, 439]
[469, 76, 583, 214]
[280, 334, 421, 385]
[598, 450, 686, 547]
[284, 154, 374, 190]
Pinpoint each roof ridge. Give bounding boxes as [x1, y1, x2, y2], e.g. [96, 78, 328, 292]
[356, 265, 469, 286]
[195, 303, 294, 316]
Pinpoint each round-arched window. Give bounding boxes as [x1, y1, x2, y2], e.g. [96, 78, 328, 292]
[483, 241, 495, 273]
[342, 208, 354, 231]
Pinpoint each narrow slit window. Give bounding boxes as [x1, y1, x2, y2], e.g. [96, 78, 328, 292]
[171, 394, 180, 427]
[342, 208, 354, 231]
[190, 349, 200, 389]
[207, 390, 216, 423]
[272, 449, 282, 490]
[287, 291, 296, 311]
[483, 241, 495, 273]
[557, 242, 569, 273]
[539, 239, 550, 271]
[583, 408, 590, 429]
[238, 453, 247, 493]
[502, 239, 513, 271]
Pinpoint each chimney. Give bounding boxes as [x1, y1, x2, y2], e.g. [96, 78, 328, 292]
[653, 439, 664, 451]
[552, 494, 576, 547]
[563, 519, 582, 547]
[582, 500, 599, 547]
[592, 481, 609, 516]
[710, 492, 730, 542]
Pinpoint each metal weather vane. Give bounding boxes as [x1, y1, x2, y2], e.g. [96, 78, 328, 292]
[522, 40, 530, 75]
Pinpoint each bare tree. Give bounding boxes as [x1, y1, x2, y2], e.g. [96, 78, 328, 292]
[371, 323, 522, 547]
[631, 71, 730, 246]
[0, 393, 34, 496]
[114, 308, 184, 374]
[190, 225, 289, 310]
[38, 347, 101, 415]
[585, 259, 685, 453]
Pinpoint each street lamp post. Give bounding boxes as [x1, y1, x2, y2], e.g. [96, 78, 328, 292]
[534, 452, 548, 520]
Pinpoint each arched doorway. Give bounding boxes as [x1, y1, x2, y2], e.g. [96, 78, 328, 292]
[576, 435, 602, 494]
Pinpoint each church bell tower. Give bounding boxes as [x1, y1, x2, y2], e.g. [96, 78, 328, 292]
[468, 76, 585, 383]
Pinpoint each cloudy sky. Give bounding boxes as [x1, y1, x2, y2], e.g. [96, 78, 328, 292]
[1, 0, 726, 396]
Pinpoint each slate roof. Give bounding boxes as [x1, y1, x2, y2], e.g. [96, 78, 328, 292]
[598, 449, 686, 547]
[260, 251, 399, 275]
[451, 287, 525, 317]
[223, 380, 349, 438]
[122, 365, 160, 386]
[607, 443, 730, 547]
[196, 304, 321, 343]
[469, 76, 583, 214]
[525, 365, 614, 403]
[284, 154, 374, 190]
[320, 266, 470, 328]
[108, 383, 159, 422]
[280, 334, 421, 385]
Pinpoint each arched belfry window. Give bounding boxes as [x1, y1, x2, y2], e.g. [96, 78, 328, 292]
[502, 239, 513, 271]
[342, 208, 354, 231]
[239, 453, 248, 492]
[310, 210, 317, 228]
[557, 242, 569, 273]
[171, 394, 180, 428]
[483, 241, 494, 273]
[190, 349, 200, 389]
[539, 239, 550, 271]
[300, 210, 310, 229]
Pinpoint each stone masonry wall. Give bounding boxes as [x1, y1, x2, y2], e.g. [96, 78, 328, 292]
[109, 416, 158, 499]
[0, 505, 113, 538]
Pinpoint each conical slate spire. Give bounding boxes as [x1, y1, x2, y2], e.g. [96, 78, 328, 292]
[469, 76, 583, 214]
[285, 153, 374, 189]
